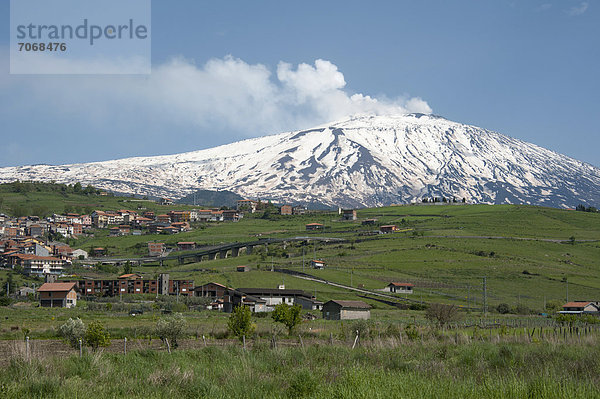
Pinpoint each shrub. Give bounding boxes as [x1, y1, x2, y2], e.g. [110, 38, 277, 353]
[496, 303, 511, 314]
[513, 304, 533, 315]
[0, 297, 12, 306]
[425, 303, 461, 326]
[545, 300, 563, 313]
[156, 313, 187, 349]
[404, 324, 419, 340]
[227, 305, 255, 341]
[84, 321, 111, 351]
[59, 318, 86, 349]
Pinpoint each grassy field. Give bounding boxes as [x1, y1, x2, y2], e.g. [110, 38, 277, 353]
[0, 340, 598, 398]
[41, 204, 598, 313]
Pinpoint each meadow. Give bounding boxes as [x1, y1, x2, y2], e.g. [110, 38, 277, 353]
[0, 337, 599, 398]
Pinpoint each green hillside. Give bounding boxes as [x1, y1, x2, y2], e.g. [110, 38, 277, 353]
[0, 181, 196, 217]
[62, 203, 600, 313]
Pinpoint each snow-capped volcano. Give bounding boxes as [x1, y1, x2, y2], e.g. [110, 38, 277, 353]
[1, 114, 599, 208]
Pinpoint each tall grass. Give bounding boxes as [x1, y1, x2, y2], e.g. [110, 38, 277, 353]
[0, 340, 598, 398]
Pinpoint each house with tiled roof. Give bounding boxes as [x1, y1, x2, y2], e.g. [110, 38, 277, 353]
[38, 282, 78, 308]
[560, 301, 600, 314]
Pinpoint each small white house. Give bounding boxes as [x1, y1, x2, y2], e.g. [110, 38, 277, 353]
[386, 282, 414, 294]
[72, 249, 88, 259]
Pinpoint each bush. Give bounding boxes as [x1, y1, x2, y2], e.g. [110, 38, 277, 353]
[496, 303, 511, 314]
[425, 303, 461, 326]
[227, 305, 255, 341]
[545, 300, 563, 313]
[156, 313, 187, 349]
[0, 297, 12, 306]
[84, 321, 111, 351]
[513, 304, 533, 315]
[59, 318, 86, 349]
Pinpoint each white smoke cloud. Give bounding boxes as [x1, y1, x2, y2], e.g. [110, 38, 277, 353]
[2, 54, 432, 141]
[567, 2, 588, 16]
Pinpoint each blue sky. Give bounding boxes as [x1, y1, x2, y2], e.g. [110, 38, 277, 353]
[0, 0, 599, 167]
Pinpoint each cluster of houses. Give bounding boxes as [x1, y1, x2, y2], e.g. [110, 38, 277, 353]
[33, 275, 374, 320]
[0, 236, 88, 275]
[0, 212, 89, 240]
[18, 272, 600, 320]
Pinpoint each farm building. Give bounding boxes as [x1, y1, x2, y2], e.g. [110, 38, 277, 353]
[38, 282, 78, 308]
[306, 223, 324, 231]
[322, 300, 371, 320]
[311, 259, 325, 269]
[236, 287, 322, 311]
[236, 265, 251, 272]
[177, 242, 196, 251]
[380, 225, 398, 233]
[386, 282, 414, 294]
[559, 301, 600, 314]
[341, 209, 357, 220]
[195, 282, 229, 298]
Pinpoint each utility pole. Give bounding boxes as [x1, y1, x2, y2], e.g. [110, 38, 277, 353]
[566, 279, 569, 302]
[482, 276, 487, 315]
[543, 295, 546, 312]
[467, 285, 470, 309]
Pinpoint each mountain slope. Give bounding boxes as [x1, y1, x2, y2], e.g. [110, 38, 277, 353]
[1, 114, 599, 208]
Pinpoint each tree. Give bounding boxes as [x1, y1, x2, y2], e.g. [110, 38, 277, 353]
[227, 305, 255, 341]
[73, 182, 82, 193]
[271, 304, 303, 334]
[84, 320, 111, 351]
[122, 261, 132, 275]
[156, 313, 187, 349]
[425, 303, 461, 326]
[6, 272, 15, 295]
[59, 318, 86, 349]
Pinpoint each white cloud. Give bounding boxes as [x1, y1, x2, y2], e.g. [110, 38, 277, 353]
[567, 2, 588, 16]
[1, 54, 432, 140]
[536, 3, 552, 12]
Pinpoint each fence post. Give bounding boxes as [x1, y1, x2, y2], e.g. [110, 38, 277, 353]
[329, 332, 333, 346]
[352, 330, 359, 349]
[165, 338, 171, 354]
[25, 336, 30, 362]
[299, 334, 304, 348]
[124, 337, 127, 355]
[243, 335, 246, 350]
[202, 335, 207, 347]
[79, 339, 83, 357]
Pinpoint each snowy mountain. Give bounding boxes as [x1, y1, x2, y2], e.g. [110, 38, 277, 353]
[1, 114, 599, 208]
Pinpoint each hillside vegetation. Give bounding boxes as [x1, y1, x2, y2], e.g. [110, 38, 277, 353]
[56, 203, 600, 313]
